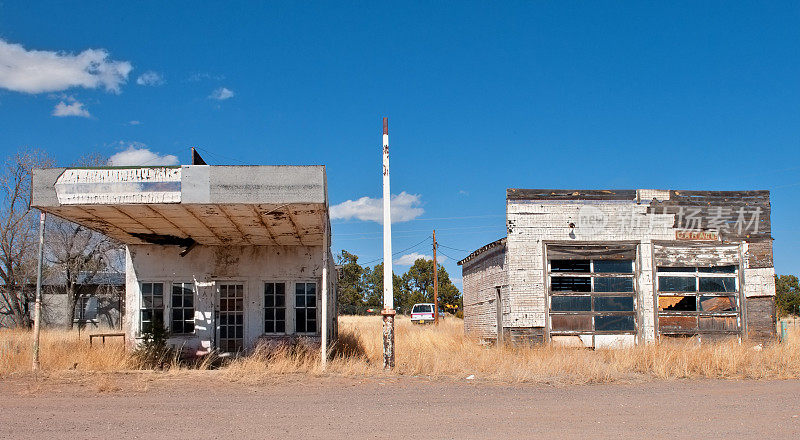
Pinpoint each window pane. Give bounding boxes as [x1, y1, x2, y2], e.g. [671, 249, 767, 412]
[658, 276, 696, 292]
[276, 321, 285, 333]
[296, 283, 305, 297]
[296, 293, 306, 307]
[595, 314, 635, 331]
[296, 309, 306, 332]
[593, 260, 633, 274]
[698, 266, 736, 274]
[550, 296, 591, 312]
[276, 294, 284, 307]
[142, 283, 152, 294]
[658, 295, 697, 311]
[657, 266, 696, 273]
[265, 321, 274, 333]
[551, 315, 592, 331]
[265, 294, 274, 308]
[265, 283, 274, 296]
[412, 304, 432, 313]
[594, 277, 634, 293]
[185, 322, 194, 333]
[699, 277, 736, 293]
[184, 291, 193, 308]
[699, 296, 737, 312]
[172, 293, 183, 308]
[595, 296, 634, 312]
[307, 283, 316, 297]
[276, 283, 285, 296]
[153, 283, 163, 296]
[551, 277, 591, 292]
[550, 260, 590, 272]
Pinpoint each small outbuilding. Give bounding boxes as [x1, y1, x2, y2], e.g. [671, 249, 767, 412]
[31, 164, 336, 354]
[458, 189, 776, 348]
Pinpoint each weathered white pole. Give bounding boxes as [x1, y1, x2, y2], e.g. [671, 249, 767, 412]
[381, 117, 396, 369]
[320, 216, 329, 370]
[32, 211, 46, 371]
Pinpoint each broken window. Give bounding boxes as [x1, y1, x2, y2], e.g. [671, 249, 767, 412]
[656, 266, 740, 336]
[171, 282, 195, 335]
[295, 282, 317, 334]
[264, 282, 286, 334]
[140, 282, 164, 335]
[548, 256, 636, 336]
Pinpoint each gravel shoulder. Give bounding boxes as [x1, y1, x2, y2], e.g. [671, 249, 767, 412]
[2, 372, 799, 439]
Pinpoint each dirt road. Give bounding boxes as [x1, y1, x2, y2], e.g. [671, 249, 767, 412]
[1, 373, 799, 439]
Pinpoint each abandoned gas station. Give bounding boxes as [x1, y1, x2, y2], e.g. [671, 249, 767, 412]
[31, 163, 336, 354]
[459, 189, 776, 348]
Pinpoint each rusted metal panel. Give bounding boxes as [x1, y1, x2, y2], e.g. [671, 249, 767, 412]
[658, 316, 698, 332]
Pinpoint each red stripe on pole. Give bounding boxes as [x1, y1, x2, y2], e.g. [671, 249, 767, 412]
[383, 117, 388, 135]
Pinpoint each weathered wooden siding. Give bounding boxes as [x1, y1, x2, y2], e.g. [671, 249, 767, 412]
[460, 189, 776, 343]
[746, 296, 776, 340]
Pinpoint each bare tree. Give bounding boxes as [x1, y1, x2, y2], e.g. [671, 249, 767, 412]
[45, 152, 123, 329]
[46, 219, 122, 329]
[0, 148, 54, 327]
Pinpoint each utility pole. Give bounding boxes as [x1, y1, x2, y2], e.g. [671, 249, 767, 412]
[381, 117, 395, 369]
[433, 229, 439, 325]
[32, 212, 46, 371]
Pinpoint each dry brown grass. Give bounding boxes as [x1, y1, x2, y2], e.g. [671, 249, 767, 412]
[0, 328, 129, 374]
[3, 316, 800, 384]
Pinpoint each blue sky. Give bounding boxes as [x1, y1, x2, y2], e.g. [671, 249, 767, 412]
[1, 1, 799, 287]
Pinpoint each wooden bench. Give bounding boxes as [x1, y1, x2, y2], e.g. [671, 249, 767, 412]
[89, 332, 126, 347]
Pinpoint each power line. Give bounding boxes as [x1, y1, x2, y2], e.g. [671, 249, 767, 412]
[358, 235, 432, 266]
[438, 243, 470, 253]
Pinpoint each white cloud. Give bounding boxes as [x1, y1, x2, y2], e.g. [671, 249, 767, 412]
[128, 120, 141, 125]
[0, 39, 132, 94]
[108, 143, 179, 166]
[330, 192, 424, 223]
[136, 71, 164, 86]
[52, 100, 90, 118]
[209, 87, 234, 100]
[394, 252, 447, 266]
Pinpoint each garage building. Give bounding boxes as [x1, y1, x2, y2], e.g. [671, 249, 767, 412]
[458, 189, 776, 348]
